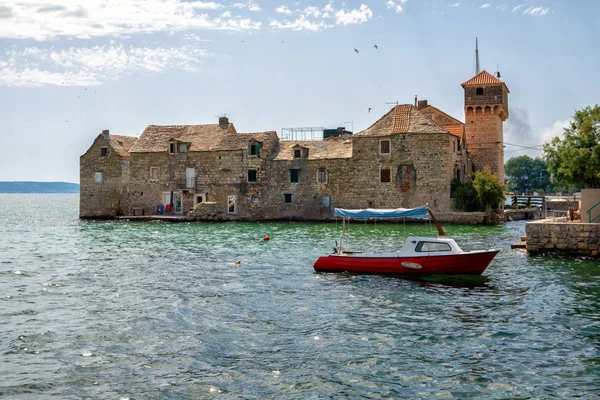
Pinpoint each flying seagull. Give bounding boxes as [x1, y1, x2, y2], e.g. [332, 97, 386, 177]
[354, 48, 359, 54]
[368, 108, 372, 113]
[374, 44, 378, 49]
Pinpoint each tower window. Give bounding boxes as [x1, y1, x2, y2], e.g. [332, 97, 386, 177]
[476, 88, 484, 96]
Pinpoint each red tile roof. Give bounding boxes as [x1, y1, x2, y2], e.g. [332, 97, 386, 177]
[355, 105, 450, 137]
[442, 125, 464, 138]
[461, 70, 509, 92]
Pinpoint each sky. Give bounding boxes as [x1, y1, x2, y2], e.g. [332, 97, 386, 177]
[0, 0, 598, 183]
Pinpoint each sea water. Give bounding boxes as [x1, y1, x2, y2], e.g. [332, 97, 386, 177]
[1, 194, 599, 398]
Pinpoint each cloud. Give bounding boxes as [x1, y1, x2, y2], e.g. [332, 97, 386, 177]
[269, 15, 331, 31]
[0, 43, 209, 87]
[450, 3, 460, 7]
[511, 4, 524, 13]
[232, 1, 261, 11]
[386, 0, 406, 13]
[505, 107, 569, 158]
[275, 5, 292, 15]
[335, 4, 373, 25]
[480, 3, 491, 9]
[270, 3, 372, 31]
[523, 6, 549, 16]
[540, 120, 569, 143]
[0, 0, 260, 41]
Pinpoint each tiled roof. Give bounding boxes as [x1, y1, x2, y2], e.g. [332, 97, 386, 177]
[354, 104, 450, 137]
[442, 125, 464, 138]
[461, 70, 509, 92]
[130, 123, 246, 153]
[273, 137, 352, 161]
[107, 135, 138, 157]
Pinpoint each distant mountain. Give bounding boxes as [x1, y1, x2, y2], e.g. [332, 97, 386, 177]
[0, 182, 80, 193]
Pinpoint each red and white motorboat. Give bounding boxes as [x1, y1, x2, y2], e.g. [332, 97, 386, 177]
[313, 205, 499, 275]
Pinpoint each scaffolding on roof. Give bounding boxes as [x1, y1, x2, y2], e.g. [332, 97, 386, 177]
[280, 127, 325, 141]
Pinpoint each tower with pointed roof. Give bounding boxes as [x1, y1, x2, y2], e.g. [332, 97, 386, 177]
[462, 69, 509, 184]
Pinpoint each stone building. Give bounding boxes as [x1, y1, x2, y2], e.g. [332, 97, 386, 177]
[80, 71, 509, 220]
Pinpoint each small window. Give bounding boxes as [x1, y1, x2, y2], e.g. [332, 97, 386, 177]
[251, 196, 260, 204]
[476, 87, 484, 96]
[427, 114, 433, 119]
[95, 172, 102, 183]
[294, 149, 301, 158]
[380, 140, 390, 154]
[322, 195, 330, 208]
[169, 142, 176, 154]
[416, 241, 452, 252]
[380, 168, 391, 183]
[290, 169, 299, 183]
[178, 143, 188, 153]
[284, 193, 293, 203]
[249, 143, 259, 156]
[248, 169, 257, 183]
[100, 147, 108, 156]
[453, 140, 456, 153]
[151, 167, 159, 180]
[317, 168, 327, 183]
[227, 195, 237, 214]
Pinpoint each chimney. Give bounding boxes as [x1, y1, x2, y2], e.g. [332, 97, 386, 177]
[219, 116, 229, 130]
[101, 129, 110, 140]
[414, 95, 418, 107]
[417, 100, 428, 109]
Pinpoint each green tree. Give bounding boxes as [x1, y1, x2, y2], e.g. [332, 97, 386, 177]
[454, 179, 484, 211]
[505, 155, 552, 193]
[472, 166, 506, 212]
[544, 105, 600, 188]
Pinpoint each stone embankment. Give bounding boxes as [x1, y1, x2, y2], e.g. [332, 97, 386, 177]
[525, 219, 599, 257]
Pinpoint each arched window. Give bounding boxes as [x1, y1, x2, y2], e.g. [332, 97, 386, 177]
[476, 87, 484, 96]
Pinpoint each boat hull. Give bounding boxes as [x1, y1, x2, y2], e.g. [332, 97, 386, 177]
[313, 250, 499, 275]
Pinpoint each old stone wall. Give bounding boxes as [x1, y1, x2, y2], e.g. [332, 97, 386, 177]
[526, 220, 600, 256]
[80, 135, 129, 217]
[465, 107, 504, 181]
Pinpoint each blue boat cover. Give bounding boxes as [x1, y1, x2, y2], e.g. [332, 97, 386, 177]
[333, 205, 429, 220]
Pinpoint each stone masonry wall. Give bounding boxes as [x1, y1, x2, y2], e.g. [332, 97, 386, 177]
[81, 132, 459, 221]
[80, 135, 128, 217]
[465, 107, 504, 182]
[526, 220, 600, 256]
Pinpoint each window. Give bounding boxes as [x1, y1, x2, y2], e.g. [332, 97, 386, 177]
[317, 168, 327, 183]
[248, 169, 257, 183]
[151, 167, 159, 180]
[416, 241, 452, 252]
[380, 168, 391, 183]
[476, 87, 484, 96]
[100, 147, 108, 156]
[95, 172, 102, 183]
[294, 149, 301, 158]
[380, 140, 390, 154]
[427, 114, 433, 119]
[290, 169, 299, 183]
[249, 143, 259, 156]
[169, 142, 176, 154]
[453, 140, 456, 153]
[251, 196, 260, 204]
[227, 195, 237, 214]
[322, 196, 330, 208]
[186, 167, 196, 188]
[284, 193, 293, 203]
[178, 143, 188, 153]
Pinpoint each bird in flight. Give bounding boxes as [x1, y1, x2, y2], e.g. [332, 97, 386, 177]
[368, 108, 372, 113]
[374, 44, 378, 50]
[354, 48, 359, 54]
[240, 40, 246, 43]
[65, 120, 69, 123]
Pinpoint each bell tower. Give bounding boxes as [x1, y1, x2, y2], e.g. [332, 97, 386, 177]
[462, 69, 509, 184]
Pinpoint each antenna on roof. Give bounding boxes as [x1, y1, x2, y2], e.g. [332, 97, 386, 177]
[475, 37, 480, 75]
[495, 64, 501, 78]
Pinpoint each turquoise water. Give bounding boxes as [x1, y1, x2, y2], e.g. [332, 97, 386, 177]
[1, 194, 599, 399]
